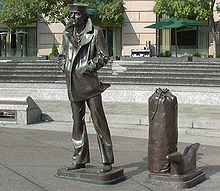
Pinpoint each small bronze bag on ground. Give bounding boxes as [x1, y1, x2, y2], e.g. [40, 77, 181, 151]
[148, 88, 178, 173]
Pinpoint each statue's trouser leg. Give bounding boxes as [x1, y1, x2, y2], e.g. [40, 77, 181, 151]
[70, 100, 90, 165]
[86, 94, 114, 165]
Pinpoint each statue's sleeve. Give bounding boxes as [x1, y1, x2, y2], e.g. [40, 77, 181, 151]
[87, 28, 110, 72]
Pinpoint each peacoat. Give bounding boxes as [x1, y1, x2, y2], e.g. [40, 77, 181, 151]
[59, 18, 110, 102]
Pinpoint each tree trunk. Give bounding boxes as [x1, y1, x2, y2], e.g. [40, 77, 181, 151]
[210, 0, 217, 58]
[175, 28, 178, 57]
[212, 33, 217, 58]
[210, 18, 217, 58]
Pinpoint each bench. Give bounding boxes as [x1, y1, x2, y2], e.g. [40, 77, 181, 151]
[0, 96, 42, 125]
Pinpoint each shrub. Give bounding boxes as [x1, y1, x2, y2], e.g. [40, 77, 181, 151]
[49, 42, 59, 58]
[157, 52, 164, 57]
[157, 51, 171, 57]
[164, 50, 171, 57]
[192, 52, 201, 57]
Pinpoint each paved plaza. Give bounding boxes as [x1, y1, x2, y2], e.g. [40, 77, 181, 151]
[0, 127, 220, 191]
[0, 100, 220, 191]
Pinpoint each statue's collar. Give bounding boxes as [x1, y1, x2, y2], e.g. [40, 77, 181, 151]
[84, 18, 93, 34]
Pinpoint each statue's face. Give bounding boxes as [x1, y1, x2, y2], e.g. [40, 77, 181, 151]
[70, 10, 86, 26]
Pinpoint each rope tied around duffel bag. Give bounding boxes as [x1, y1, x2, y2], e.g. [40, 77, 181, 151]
[151, 88, 169, 120]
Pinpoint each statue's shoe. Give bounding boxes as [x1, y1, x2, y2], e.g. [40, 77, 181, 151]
[99, 164, 112, 173]
[65, 164, 85, 170]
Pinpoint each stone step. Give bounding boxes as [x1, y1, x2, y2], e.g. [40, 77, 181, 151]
[100, 81, 220, 87]
[2, 78, 219, 87]
[0, 70, 111, 75]
[143, 61, 220, 65]
[0, 64, 111, 71]
[0, 66, 60, 70]
[125, 68, 220, 73]
[0, 76, 65, 83]
[0, 79, 66, 83]
[0, 73, 64, 77]
[117, 71, 220, 78]
[100, 76, 220, 86]
[1, 74, 219, 86]
[1, 60, 220, 87]
[0, 61, 58, 66]
[120, 60, 220, 65]
[121, 64, 220, 69]
[0, 71, 63, 75]
[0, 70, 112, 75]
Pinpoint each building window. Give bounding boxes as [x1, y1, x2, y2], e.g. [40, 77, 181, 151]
[0, 26, 37, 57]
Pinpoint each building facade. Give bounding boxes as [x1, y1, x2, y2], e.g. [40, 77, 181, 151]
[122, 0, 156, 56]
[37, 0, 157, 57]
[37, 0, 220, 57]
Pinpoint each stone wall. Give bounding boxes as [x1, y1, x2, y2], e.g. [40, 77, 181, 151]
[122, 0, 156, 56]
[37, 20, 64, 56]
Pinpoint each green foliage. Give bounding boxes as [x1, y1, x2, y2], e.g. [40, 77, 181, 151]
[81, 0, 125, 27]
[0, 0, 125, 28]
[157, 50, 171, 57]
[49, 42, 59, 58]
[157, 53, 164, 57]
[40, 0, 72, 26]
[153, 0, 211, 21]
[0, 0, 5, 10]
[0, 0, 41, 29]
[164, 50, 171, 57]
[96, 0, 125, 27]
[192, 52, 202, 57]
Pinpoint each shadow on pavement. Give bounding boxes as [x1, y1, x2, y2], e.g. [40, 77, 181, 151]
[202, 165, 220, 177]
[120, 157, 147, 178]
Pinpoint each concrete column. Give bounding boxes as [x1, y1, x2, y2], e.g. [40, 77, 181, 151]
[113, 27, 122, 57]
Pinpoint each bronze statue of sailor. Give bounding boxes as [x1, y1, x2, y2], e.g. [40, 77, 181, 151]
[58, 2, 114, 173]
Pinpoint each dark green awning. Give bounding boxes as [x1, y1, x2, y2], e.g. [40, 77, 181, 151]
[87, 9, 95, 15]
[145, 17, 208, 57]
[0, 28, 8, 32]
[177, 27, 197, 32]
[0, 0, 4, 11]
[145, 17, 207, 29]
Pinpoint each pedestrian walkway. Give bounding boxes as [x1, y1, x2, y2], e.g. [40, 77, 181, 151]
[1, 100, 220, 147]
[0, 127, 219, 191]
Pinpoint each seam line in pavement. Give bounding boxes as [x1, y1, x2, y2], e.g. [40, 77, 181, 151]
[0, 162, 48, 191]
[130, 178, 154, 191]
[1, 130, 73, 153]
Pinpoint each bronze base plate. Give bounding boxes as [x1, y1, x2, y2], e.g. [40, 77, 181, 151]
[56, 166, 125, 184]
[147, 168, 206, 188]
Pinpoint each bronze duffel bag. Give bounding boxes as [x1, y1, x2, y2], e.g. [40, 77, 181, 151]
[148, 88, 178, 173]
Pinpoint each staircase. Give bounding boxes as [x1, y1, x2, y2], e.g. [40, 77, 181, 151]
[0, 60, 65, 83]
[1, 59, 220, 87]
[102, 61, 220, 87]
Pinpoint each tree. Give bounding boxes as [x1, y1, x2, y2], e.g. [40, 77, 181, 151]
[40, 0, 72, 26]
[84, 0, 125, 27]
[0, 0, 42, 30]
[153, 0, 220, 58]
[42, 0, 125, 27]
[0, 0, 125, 28]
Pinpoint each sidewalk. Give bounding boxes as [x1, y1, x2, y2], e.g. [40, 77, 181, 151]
[1, 100, 220, 147]
[0, 127, 220, 191]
